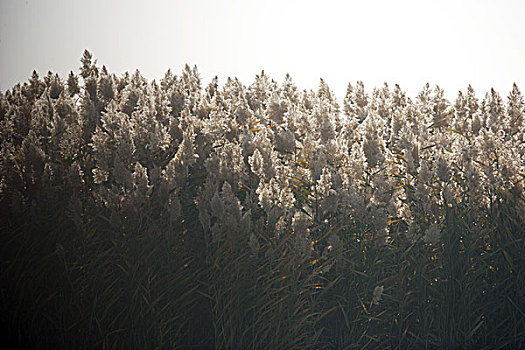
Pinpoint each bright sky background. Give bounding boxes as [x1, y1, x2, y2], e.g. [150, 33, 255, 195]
[1, 0, 524, 101]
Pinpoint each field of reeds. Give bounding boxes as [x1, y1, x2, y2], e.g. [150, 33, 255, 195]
[1, 50, 524, 349]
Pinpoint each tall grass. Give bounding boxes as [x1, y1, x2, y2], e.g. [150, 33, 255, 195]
[1, 56, 524, 348]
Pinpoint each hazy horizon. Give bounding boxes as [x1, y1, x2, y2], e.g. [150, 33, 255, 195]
[1, 0, 524, 101]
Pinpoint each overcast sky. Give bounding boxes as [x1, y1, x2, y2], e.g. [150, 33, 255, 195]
[1, 0, 524, 101]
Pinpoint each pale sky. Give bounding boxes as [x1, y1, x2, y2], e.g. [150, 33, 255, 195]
[1, 0, 524, 101]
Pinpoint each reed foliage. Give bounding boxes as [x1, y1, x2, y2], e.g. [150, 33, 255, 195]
[1, 51, 524, 348]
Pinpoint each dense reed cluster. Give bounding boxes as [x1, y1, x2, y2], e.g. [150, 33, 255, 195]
[1, 50, 524, 348]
